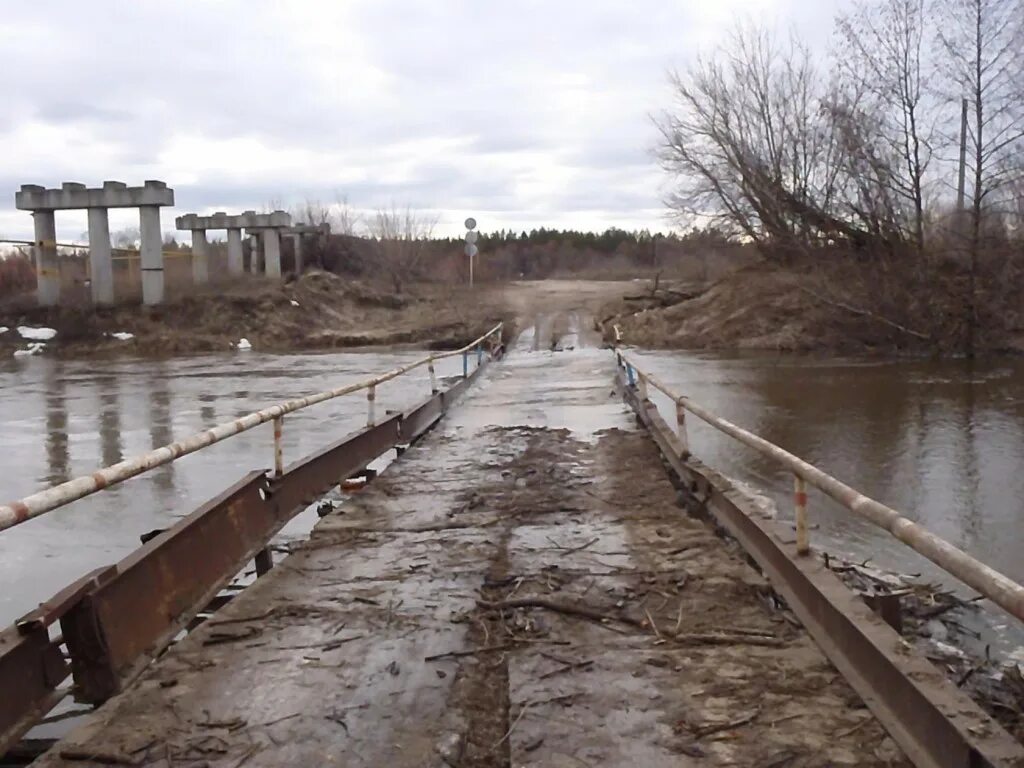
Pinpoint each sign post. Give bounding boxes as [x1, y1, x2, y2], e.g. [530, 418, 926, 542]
[464, 217, 478, 287]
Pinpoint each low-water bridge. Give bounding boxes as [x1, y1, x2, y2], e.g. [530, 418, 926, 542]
[1, 316, 1023, 767]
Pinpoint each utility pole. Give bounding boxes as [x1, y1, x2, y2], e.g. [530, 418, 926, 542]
[464, 217, 478, 287]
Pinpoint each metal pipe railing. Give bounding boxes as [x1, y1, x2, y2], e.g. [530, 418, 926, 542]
[616, 350, 1024, 623]
[0, 323, 503, 533]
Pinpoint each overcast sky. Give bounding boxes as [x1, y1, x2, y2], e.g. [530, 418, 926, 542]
[0, 0, 842, 241]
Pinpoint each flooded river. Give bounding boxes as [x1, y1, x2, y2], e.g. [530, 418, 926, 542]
[2, 344, 1023, 657]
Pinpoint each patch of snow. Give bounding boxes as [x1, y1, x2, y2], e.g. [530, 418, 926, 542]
[0, 326, 8, 334]
[17, 326, 57, 341]
[290, 300, 300, 307]
[109, 332, 135, 341]
[13, 342, 46, 357]
[235, 338, 252, 351]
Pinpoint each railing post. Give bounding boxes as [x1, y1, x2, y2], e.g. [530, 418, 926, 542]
[675, 399, 689, 457]
[477, 343, 483, 366]
[462, 351, 469, 379]
[272, 415, 283, 477]
[794, 474, 809, 555]
[626, 363, 635, 387]
[637, 372, 648, 402]
[367, 384, 376, 427]
[428, 357, 438, 394]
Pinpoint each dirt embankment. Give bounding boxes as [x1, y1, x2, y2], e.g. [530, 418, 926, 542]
[0, 272, 512, 358]
[600, 260, 1024, 356]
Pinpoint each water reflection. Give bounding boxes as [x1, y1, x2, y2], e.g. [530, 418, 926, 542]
[198, 393, 217, 429]
[45, 364, 69, 485]
[98, 374, 123, 467]
[147, 363, 175, 494]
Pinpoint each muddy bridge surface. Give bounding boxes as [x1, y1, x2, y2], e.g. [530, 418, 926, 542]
[4, 313, 1024, 768]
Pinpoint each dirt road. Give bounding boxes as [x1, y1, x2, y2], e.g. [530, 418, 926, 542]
[36, 312, 906, 767]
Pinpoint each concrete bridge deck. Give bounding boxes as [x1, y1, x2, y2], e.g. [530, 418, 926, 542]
[35, 316, 906, 767]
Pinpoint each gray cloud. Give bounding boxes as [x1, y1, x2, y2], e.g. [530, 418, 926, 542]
[0, 0, 845, 240]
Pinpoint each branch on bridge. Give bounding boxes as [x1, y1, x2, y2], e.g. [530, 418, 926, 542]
[478, 597, 783, 646]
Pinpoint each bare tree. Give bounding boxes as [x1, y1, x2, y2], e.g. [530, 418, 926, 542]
[834, 0, 933, 252]
[332, 194, 362, 236]
[369, 205, 438, 293]
[655, 23, 892, 257]
[934, 0, 1024, 354]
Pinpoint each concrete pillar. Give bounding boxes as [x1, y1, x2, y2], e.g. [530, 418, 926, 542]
[87, 207, 114, 305]
[248, 234, 259, 273]
[226, 228, 244, 276]
[32, 211, 59, 306]
[292, 234, 303, 274]
[139, 205, 164, 305]
[263, 229, 282, 278]
[191, 229, 209, 285]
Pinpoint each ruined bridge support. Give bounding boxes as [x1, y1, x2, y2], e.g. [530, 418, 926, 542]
[283, 223, 330, 275]
[14, 181, 175, 306]
[176, 210, 291, 282]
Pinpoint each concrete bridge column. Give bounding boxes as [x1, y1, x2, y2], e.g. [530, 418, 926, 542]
[191, 229, 210, 285]
[32, 210, 59, 307]
[263, 229, 282, 278]
[139, 205, 164, 305]
[291, 234, 303, 274]
[87, 207, 114, 305]
[226, 228, 244, 276]
[249, 234, 260, 273]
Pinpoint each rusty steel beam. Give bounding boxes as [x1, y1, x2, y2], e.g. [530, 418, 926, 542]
[271, 415, 402, 516]
[0, 628, 65, 757]
[61, 472, 271, 702]
[0, 566, 117, 756]
[61, 414, 410, 704]
[618, 374, 1024, 768]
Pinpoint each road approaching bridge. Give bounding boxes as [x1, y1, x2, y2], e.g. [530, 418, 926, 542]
[2, 315, 1023, 767]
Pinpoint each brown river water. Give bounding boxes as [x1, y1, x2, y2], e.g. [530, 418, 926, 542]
[2, 344, 1023, 660]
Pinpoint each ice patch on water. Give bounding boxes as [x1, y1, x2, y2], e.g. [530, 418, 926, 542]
[17, 326, 57, 341]
[13, 342, 46, 357]
[0, 326, 8, 334]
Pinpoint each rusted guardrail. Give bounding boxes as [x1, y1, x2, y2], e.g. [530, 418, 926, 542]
[0, 328, 503, 756]
[615, 350, 1024, 624]
[614, 352, 1024, 768]
[0, 323, 503, 533]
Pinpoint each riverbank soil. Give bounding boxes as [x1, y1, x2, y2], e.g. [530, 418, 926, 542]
[0, 276, 636, 359]
[601, 259, 1024, 355]
[35, 316, 909, 767]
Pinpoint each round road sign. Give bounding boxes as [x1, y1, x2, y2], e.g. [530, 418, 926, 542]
[465, 230, 478, 244]
[464, 217, 477, 230]
[465, 243, 479, 258]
